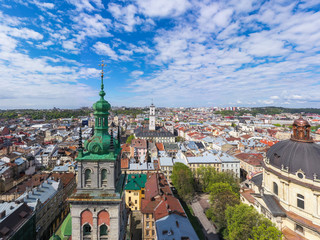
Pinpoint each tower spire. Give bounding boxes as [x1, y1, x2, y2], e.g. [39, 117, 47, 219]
[99, 60, 106, 98]
[78, 127, 83, 157]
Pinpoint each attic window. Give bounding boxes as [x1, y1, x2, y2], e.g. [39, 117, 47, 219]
[297, 172, 304, 179]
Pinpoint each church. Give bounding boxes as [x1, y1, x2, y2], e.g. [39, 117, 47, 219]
[68, 65, 126, 240]
[134, 103, 175, 143]
[251, 117, 320, 239]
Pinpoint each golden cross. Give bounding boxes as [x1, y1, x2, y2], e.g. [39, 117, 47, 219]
[99, 60, 106, 74]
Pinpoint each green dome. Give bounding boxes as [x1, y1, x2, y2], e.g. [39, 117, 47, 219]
[93, 90, 111, 113]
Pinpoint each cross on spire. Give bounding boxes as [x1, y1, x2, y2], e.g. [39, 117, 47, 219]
[99, 60, 106, 91]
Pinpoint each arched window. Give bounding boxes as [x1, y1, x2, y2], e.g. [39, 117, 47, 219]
[85, 169, 91, 187]
[273, 182, 278, 196]
[83, 224, 92, 235]
[297, 194, 305, 209]
[101, 169, 108, 187]
[100, 224, 108, 236]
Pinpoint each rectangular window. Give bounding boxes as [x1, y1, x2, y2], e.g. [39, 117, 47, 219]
[135, 200, 137, 204]
[297, 194, 304, 209]
[146, 230, 149, 236]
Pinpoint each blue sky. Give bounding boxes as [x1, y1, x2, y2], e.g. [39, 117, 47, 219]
[0, 0, 320, 109]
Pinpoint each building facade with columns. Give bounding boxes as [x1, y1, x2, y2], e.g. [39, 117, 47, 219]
[68, 67, 126, 240]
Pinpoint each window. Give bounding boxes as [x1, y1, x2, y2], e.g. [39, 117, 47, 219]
[83, 224, 91, 235]
[295, 224, 304, 234]
[101, 169, 107, 186]
[146, 230, 150, 236]
[134, 192, 139, 196]
[85, 169, 91, 187]
[142, 190, 145, 194]
[129, 197, 131, 201]
[100, 224, 108, 236]
[297, 194, 304, 209]
[135, 200, 137, 204]
[273, 182, 278, 196]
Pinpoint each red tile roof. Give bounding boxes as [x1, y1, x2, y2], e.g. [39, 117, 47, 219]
[156, 143, 164, 151]
[235, 153, 263, 166]
[121, 158, 129, 169]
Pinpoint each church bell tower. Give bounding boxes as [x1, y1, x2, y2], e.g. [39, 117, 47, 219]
[68, 62, 126, 240]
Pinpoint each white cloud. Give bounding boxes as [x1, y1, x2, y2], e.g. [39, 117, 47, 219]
[131, 70, 144, 78]
[108, 3, 142, 32]
[270, 96, 279, 100]
[136, 0, 191, 18]
[92, 42, 119, 60]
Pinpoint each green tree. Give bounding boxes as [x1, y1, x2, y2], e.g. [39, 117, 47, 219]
[196, 166, 217, 192]
[207, 183, 240, 232]
[175, 136, 184, 142]
[250, 218, 282, 240]
[225, 204, 282, 240]
[208, 172, 239, 195]
[126, 134, 135, 144]
[171, 162, 195, 203]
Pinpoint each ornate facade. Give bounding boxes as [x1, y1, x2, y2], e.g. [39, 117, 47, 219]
[254, 117, 320, 239]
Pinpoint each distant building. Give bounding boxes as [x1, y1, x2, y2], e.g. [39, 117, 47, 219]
[135, 104, 175, 143]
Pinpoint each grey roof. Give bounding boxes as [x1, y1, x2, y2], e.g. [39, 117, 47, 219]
[134, 127, 175, 138]
[267, 139, 320, 180]
[261, 194, 286, 217]
[0, 202, 23, 223]
[156, 214, 199, 240]
[250, 173, 263, 188]
[17, 178, 60, 210]
[163, 143, 179, 151]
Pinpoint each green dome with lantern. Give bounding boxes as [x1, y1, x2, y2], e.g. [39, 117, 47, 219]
[93, 89, 111, 114]
[77, 62, 121, 161]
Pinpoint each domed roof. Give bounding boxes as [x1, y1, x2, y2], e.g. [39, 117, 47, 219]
[293, 117, 310, 127]
[93, 90, 111, 114]
[267, 139, 320, 180]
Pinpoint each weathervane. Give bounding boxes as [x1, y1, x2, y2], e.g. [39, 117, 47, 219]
[99, 60, 106, 91]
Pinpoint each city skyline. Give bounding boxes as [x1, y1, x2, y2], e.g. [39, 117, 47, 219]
[1, 0, 320, 109]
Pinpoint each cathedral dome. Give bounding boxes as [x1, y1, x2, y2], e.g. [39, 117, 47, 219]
[266, 117, 320, 180]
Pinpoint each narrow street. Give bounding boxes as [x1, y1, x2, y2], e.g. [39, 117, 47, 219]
[191, 196, 220, 240]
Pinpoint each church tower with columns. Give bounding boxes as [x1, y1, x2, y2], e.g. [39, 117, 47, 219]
[68, 62, 126, 240]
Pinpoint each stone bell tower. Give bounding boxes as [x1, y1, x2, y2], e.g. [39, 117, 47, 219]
[68, 62, 126, 240]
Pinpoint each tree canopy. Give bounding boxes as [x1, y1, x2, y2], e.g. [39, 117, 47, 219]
[225, 204, 282, 240]
[171, 162, 195, 203]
